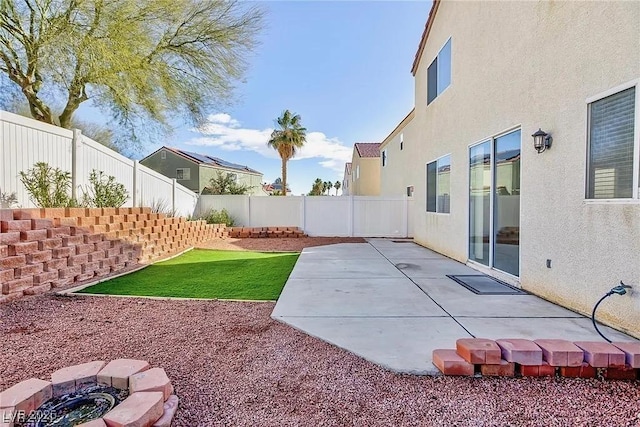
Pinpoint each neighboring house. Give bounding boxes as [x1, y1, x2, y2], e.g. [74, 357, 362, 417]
[140, 147, 264, 195]
[263, 178, 291, 195]
[379, 109, 416, 198]
[350, 142, 381, 196]
[341, 163, 352, 196]
[383, 0, 639, 336]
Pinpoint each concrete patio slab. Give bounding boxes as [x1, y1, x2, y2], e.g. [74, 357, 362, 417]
[373, 245, 449, 260]
[456, 317, 634, 342]
[393, 258, 479, 278]
[413, 278, 583, 318]
[272, 239, 638, 375]
[272, 278, 448, 317]
[288, 258, 405, 279]
[297, 243, 382, 259]
[279, 316, 469, 375]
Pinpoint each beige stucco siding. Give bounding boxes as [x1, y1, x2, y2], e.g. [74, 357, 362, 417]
[380, 112, 419, 197]
[411, 1, 640, 336]
[351, 156, 381, 196]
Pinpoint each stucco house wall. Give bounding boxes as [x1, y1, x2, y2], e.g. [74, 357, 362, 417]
[140, 149, 200, 193]
[409, 1, 640, 337]
[380, 110, 418, 197]
[351, 156, 381, 196]
[342, 163, 352, 196]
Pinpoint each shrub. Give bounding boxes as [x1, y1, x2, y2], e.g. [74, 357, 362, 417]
[198, 208, 236, 226]
[19, 162, 72, 207]
[81, 170, 129, 208]
[0, 188, 18, 208]
[148, 198, 177, 217]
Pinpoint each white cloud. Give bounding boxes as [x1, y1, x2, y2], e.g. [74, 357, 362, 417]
[185, 114, 352, 173]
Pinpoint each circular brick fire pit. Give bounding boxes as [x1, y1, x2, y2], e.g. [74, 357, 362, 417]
[0, 359, 178, 427]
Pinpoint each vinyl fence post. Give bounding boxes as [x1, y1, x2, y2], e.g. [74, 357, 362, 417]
[349, 195, 354, 237]
[403, 195, 409, 238]
[71, 129, 82, 200]
[301, 195, 306, 233]
[132, 160, 139, 207]
[247, 195, 252, 227]
[172, 178, 177, 215]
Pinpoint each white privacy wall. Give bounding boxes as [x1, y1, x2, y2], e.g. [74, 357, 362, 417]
[0, 110, 197, 216]
[196, 195, 414, 237]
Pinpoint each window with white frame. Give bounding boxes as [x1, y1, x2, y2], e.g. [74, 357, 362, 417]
[176, 168, 191, 180]
[382, 149, 387, 167]
[586, 84, 638, 199]
[356, 165, 360, 179]
[427, 38, 452, 105]
[161, 150, 166, 159]
[407, 185, 414, 197]
[400, 133, 404, 151]
[426, 155, 451, 213]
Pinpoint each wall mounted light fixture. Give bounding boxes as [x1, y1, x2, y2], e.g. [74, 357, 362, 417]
[532, 128, 552, 154]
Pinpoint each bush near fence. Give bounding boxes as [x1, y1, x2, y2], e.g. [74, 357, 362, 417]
[0, 110, 197, 216]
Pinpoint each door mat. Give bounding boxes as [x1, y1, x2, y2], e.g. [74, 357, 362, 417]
[446, 275, 527, 295]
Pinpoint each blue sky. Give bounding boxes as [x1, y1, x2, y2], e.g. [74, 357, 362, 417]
[92, 1, 430, 195]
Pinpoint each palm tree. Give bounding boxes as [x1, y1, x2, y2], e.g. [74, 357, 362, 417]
[267, 110, 307, 196]
[334, 181, 341, 196]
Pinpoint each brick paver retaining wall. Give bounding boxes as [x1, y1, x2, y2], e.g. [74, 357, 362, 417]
[0, 208, 226, 303]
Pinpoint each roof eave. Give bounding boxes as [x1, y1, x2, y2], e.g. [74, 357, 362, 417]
[411, 0, 440, 76]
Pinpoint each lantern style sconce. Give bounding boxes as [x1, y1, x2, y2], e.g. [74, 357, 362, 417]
[532, 128, 552, 154]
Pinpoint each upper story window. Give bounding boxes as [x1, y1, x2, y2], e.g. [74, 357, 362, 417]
[176, 168, 191, 180]
[400, 133, 404, 150]
[427, 38, 452, 105]
[161, 150, 166, 159]
[426, 154, 451, 213]
[356, 165, 360, 180]
[586, 83, 638, 199]
[382, 149, 387, 167]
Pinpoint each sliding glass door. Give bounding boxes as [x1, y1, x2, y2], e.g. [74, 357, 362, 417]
[469, 141, 491, 266]
[469, 130, 521, 277]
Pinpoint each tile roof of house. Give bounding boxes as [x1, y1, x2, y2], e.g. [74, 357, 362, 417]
[411, 0, 440, 76]
[344, 162, 352, 174]
[354, 143, 381, 158]
[161, 147, 262, 175]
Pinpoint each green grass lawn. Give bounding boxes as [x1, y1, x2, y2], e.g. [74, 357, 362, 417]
[77, 249, 299, 300]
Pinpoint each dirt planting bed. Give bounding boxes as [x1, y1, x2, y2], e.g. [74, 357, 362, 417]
[197, 236, 367, 252]
[2, 295, 640, 426]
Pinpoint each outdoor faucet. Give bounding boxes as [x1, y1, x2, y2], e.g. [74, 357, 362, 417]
[592, 281, 633, 342]
[609, 281, 632, 296]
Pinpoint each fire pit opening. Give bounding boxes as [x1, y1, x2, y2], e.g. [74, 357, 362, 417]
[18, 386, 128, 427]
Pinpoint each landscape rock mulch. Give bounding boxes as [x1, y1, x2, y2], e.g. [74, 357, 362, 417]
[2, 295, 639, 427]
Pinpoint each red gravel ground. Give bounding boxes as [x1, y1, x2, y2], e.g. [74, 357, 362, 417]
[2, 295, 640, 427]
[197, 236, 367, 252]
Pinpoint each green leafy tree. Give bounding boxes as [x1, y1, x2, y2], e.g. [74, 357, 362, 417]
[308, 178, 323, 196]
[334, 180, 341, 196]
[267, 110, 306, 196]
[201, 171, 252, 195]
[0, 0, 263, 141]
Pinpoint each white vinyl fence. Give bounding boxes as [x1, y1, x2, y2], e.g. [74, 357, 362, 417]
[0, 110, 197, 216]
[195, 195, 415, 238]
